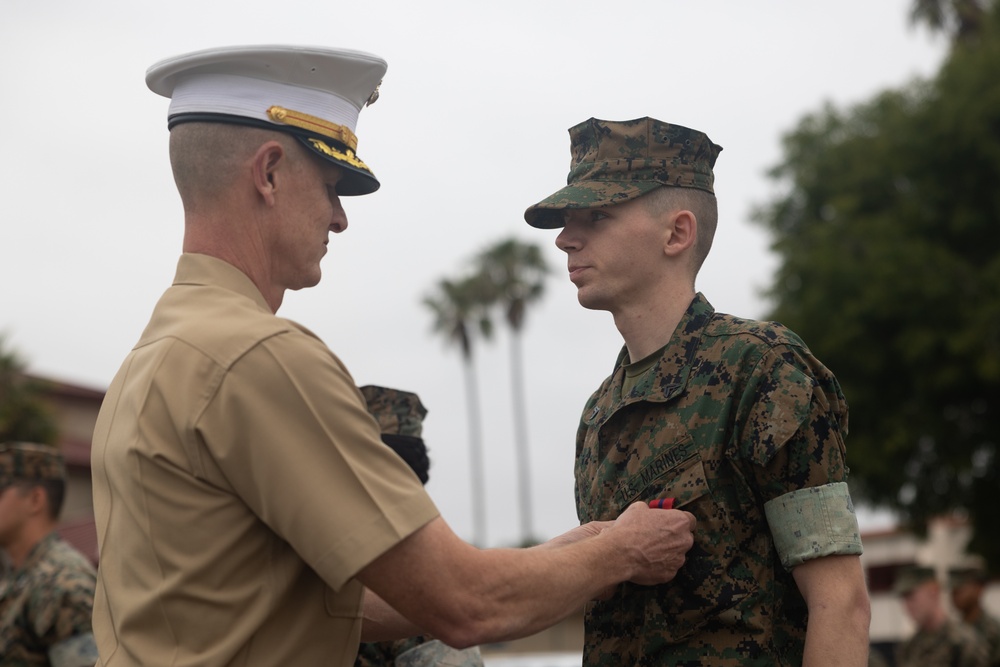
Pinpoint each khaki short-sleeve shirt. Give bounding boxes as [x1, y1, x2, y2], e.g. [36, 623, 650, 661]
[91, 254, 439, 666]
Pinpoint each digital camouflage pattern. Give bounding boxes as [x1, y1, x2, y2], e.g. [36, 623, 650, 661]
[393, 640, 483, 667]
[359, 386, 427, 438]
[524, 117, 723, 228]
[970, 614, 1000, 667]
[355, 636, 428, 667]
[0, 442, 65, 487]
[575, 294, 859, 666]
[895, 618, 990, 667]
[359, 385, 431, 483]
[0, 533, 98, 667]
[355, 638, 483, 667]
[949, 567, 1000, 665]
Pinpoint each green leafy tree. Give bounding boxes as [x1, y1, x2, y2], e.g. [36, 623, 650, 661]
[423, 275, 494, 546]
[753, 4, 1000, 568]
[476, 238, 549, 545]
[0, 335, 58, 445]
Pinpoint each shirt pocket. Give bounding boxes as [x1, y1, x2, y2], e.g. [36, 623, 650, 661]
[325, 579, 364, 618]
[627, 453, 757, 643]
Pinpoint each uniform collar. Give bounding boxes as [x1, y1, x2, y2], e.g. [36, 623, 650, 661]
[586, 294, 715, 428]
[617, 293, 716, 403]
[9, 531, 59, 576]
[174, 253, 272, 314]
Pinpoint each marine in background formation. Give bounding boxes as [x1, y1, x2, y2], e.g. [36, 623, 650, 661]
[354, 385, 482, 667]
[895, 565, 989, 667]
[951, 565, 1000, 667]
[0, 442, 98, 667]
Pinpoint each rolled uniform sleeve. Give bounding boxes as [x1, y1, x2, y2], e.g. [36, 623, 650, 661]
[764, 482, 862, 569]
[739, 345, 862, 568]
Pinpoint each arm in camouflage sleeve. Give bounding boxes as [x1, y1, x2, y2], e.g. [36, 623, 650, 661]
[741, 346, 870, 665]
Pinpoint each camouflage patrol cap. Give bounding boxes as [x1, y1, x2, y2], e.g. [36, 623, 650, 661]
[949, 565, 989, 588]
[359, 385, 427, 438]
[524, 116, 723, 228]
[0, 442, 66, 487]
[893, 565, 938, 595]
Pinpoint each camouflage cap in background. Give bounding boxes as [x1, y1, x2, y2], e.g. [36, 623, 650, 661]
[524, 117, 723, 229]
[893, 565, 938, 595]
[0, 441, 66, 487]
[949, 565, 989, 588]
[359, 386, 427, 438]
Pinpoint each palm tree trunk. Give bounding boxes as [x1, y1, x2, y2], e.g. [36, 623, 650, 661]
[508, 330, 534, 543]
[462, 355, 488, 547]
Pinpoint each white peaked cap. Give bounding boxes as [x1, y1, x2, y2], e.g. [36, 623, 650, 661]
[146, 45, 387, 195]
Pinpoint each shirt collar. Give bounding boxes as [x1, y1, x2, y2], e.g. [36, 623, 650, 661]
[173, 253, 272, 314]
[615, 292, 716, 404]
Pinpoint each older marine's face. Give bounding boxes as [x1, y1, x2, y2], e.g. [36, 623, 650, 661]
[272, 150, 349, 292]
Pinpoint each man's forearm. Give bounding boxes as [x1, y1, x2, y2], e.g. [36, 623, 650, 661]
[361, 588, 426, 642]
[359, 504, 695, 649]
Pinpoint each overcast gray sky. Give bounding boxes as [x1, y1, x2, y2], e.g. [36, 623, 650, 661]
[2, 0, 946, 546]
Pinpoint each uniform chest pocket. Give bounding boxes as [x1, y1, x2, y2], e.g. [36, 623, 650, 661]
[621, 454, 757, 643]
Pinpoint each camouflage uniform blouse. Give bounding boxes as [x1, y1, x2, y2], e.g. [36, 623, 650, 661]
[575, 294, 861, 666]
[895, 618, 990, 667]
[970, 613, 1000, 667]
[0, 532, 98, 667]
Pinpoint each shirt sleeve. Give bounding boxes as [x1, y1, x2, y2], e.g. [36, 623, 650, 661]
[196, 326, 440, 590]
[738, 343, 861, 566]
[739, 343, 850, 498]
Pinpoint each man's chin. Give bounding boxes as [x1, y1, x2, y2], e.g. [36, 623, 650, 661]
[576, 291, 611, 312]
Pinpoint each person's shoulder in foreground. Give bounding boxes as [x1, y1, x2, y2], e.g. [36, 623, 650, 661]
[90, 47, 699, 667]
[523, 116, 871, 666]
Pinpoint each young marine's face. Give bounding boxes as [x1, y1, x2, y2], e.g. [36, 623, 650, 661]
[273, 150, 349, 291]
[0, 484, 30, 548]
[554, 196, 668, 313]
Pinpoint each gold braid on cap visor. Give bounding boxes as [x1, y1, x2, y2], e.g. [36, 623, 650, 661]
[267, 105, 375, 174]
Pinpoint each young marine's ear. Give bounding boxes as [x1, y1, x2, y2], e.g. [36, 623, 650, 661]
[663, 209, 698, 258]
[251, 140, 287, 206]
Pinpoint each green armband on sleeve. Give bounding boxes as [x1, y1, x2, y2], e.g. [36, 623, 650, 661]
[764, 481, 863, 570]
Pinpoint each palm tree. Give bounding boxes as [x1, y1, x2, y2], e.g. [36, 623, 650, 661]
[910, 0, 988, 41]
[476, 238, 549, 544]
[423, 275, 494, 546]
[0, 335, 58, 445]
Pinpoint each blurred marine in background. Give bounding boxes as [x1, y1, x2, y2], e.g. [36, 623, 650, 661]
[0, 442, 98, 667]
[895, 565, 989, 667]
[355, 385, 483, 667]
